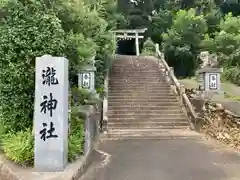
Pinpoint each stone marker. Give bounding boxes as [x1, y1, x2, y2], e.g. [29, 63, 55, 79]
[198, 51, 223, 99]
[34, 55, 68, 172]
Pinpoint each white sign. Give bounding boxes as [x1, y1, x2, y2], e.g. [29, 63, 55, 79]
[82, 73, 91, 89]
[34, 55, 68, 172]
[209, 74, 217, 90]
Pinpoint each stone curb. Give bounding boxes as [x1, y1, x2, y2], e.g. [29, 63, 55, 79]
[0, 143, 100, 180]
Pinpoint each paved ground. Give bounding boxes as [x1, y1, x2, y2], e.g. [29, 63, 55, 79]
[80, 133, 240, 180]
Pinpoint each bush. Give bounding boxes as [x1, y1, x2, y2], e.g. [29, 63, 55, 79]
[0, 121, 6, 146]
[162, 8, 207, 78]
[1, 113, 85, 165]
[222, 66, 240, 86]
[1, 129, 34, 166]
[68, 112, 84, 162]
[71, 87, 101, 107]
[141, 38, 155, 56]
[0, 1, 66, 132]
[0, 0, 112, 165]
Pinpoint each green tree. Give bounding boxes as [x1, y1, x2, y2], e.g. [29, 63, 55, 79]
[201, 13, 240, 85]
[162, 8, 207, 77]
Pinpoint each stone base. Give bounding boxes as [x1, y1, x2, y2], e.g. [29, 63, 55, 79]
[196, 90, 224, 101]
[0, 148, 104, 180]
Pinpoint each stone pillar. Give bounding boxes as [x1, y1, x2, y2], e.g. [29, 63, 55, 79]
[78, 64, 97, 92]
[135, 32, 139, 56]
[34, 55, 68, 172]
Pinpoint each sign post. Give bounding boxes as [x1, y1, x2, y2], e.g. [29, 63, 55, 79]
[34, 55, 68, 172]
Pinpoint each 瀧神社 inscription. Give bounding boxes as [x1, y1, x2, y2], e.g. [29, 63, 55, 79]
[34, 55, 68, 172]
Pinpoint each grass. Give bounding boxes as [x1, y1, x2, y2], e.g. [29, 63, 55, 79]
[178, 77, 240, 102]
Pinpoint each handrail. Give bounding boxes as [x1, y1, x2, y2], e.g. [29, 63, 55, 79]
[155, 44, 199, 129]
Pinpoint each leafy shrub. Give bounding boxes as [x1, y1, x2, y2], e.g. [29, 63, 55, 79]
[222, 66, 240, 86]
[1, 112, 85, 165]
[71, 87, 102, 108]
[68, 112, 84, 162]
[0, 1, 66, 132]
[162, 8, 207, 77]
[0, 121, 6, 146]
[1, 129, 34, 166]
[141, 38, 156, 56]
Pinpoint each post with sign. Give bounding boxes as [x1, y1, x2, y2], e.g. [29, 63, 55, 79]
[34, 55, 68, 172]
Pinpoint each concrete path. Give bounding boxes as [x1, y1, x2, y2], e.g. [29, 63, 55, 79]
[80, 132, 240, 180]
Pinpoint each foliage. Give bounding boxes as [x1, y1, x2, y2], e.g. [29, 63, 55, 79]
[141, 38, 155, 56]
[118, 0, 240, 85]
[150, 9, 172, 44]
[1, 129, 34, 166]
[222, 66, 240, 86]
[0, 121, 6, 146]
[224, 92, 240, 101]
[1, 112, 85, 165]
[52, 0, 116, 87]
[162, 8, 207, 77]
[0, 0, 116, 165]
[201, 13, 240, 85]
[71, 87, 102, 108]
[68, 111, 84, 162]
[0, 0, 66, 132]
[84, 0, 126, 29]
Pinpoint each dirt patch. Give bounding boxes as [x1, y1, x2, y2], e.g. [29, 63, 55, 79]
[185, 89, 240, 151]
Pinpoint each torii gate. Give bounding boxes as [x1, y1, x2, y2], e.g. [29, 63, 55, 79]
[111, 28, 147, 56]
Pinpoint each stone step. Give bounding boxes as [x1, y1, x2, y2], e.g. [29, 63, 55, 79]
[111, 69, 160, 71]
[109, 80, 166, 83]
[108, 101, 180, 106]
[108, 94, 175, 97]
[108, 90, 172, 94]
[108, 92, 173, 96]
[108, 108, 182, 113]
[112, 64, 159, 67]
[108, 121, 189, 128]
[111, 65, 159, 68]
[110, 76, 164, 79]
[109, 85, 169, 88]
[108, 87, 171, 91]
[108, 100, 178, 104]
[109, 84, 169, 87]
[108, 113, 184, 119]
[109, 77, 163, 80]
[111, 73, 162, 76]
[108, 96, 177, 100]
[109, 81, 166, 85]
[108, 107, 181, 112]
[100, 129, 200, 140]
[108, 104, 180, 109]
[109, 69, 164, 74]
[110, 71, 162, 73]
[108, 117, 186, 122]
[109, 125, 188, 129]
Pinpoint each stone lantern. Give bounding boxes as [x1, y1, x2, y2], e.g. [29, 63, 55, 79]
[197, 51, 223, 98]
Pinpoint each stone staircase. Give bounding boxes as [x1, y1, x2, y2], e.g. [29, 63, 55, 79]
[104, 55, 192, 140]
